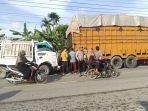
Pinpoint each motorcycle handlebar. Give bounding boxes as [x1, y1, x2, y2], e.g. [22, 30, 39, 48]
[25, 62, 38, 67]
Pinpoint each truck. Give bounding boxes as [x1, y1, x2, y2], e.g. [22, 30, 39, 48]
[0, 40, 59, 78]
[66, 14, 148, 68]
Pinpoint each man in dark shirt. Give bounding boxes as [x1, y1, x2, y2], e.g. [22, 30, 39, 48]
[15, 50, 31, 80]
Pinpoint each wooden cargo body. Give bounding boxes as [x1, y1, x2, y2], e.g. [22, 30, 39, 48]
[67, 14, 148, 68]
[72, 26, 148, 60]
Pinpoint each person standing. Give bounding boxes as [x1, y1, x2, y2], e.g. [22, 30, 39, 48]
[83, 47, 88, 62]
[83, 47, 88, 71]
[69, 48, 77, 73]
[88, 48, 95, 67]
[94, 46, 103, 71]
[61, 47, 68, 74]
[76, 46, 84, 76]
[94, 46, 102, 61]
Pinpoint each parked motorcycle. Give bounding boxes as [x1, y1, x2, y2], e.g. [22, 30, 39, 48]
[1, 62, 48, 84]
[86, 59, 120, 79]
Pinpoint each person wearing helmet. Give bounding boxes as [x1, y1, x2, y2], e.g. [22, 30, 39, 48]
[15, 50, 31, 80]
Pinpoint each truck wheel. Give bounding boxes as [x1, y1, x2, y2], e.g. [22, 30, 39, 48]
[0, 67, 6, 79]
[125, 56, 137, 68]
[111, 56, 123, 69]
[39, 64, 51, 75]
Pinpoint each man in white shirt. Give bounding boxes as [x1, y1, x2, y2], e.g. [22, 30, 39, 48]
[76, 46, 84, 76]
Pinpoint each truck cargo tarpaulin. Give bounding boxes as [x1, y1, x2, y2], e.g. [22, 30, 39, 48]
[67, 14, 148, 69]
[66, 14, 148, 37]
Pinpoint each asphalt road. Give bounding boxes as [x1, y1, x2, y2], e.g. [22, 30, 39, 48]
[0, 66, 148, 111]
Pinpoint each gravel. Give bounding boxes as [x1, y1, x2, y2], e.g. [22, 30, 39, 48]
[0, 88, 148, 111]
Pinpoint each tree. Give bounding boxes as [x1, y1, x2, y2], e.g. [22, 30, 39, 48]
[9, 12, 69, 50]
[10, 23, 32, 40]
[0, 29, 5, 40]
[41, 12, 60, 31]
[32, 28, 42, 41]
[40, 12, 63, 50]
[41, 18, 52, 34]
[48, 12, 60, 28]
[23, 23, 32, 40]
[53, 25, 69, 49]
[55, 25, 68, 38]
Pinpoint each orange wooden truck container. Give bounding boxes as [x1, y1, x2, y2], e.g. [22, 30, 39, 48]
[66, 14, 148, 68]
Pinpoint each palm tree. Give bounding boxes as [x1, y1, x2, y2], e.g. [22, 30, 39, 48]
[41, 18, 52, 34]
[48, 12, 60, 27]
[41, 12, 60, 32]
[41, 13, 68, 50]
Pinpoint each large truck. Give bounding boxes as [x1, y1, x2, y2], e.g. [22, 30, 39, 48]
[66, 14, 148, 68]
[0, 40, 59, 78]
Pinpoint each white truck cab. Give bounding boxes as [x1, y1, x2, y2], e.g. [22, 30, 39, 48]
[34, 41, 59, 74]
[0, 40, 59, 78]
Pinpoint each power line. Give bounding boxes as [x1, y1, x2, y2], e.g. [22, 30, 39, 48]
[0, 13, 71, 25]
[0, 2, 121, 13]
[0, 12, 41, 19]
[0, 11, 72, 20]
[7, 0, 148, 12]
[0, 18, 40, 24]
[9, 0, 148, 10]
[7, 0, 144, 12]
[1, 2, 148, 16]
[49, 0, 148, 5]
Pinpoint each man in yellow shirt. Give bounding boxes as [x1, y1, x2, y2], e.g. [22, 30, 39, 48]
[61, 47, 68, 74]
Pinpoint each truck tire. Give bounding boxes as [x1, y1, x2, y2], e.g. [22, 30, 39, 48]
[111, 56, 123, 69]
[125, 56, 137, 68]
[39, 64, 51, 75]
[0, 67, 7, 79]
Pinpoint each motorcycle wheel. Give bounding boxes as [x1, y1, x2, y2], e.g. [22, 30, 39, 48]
[35, 72, 48, 83]
[6, 73, 21, 84]
[110, 69, 120, 78]
[101, 71, 109, 78]
[87, 69, 98, 79]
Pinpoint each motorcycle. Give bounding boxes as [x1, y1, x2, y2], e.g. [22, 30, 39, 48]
[1, 62, 48, 84]
[86, 59, 120, 79]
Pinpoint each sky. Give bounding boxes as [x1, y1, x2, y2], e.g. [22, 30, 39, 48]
[1, 0, 148, 37]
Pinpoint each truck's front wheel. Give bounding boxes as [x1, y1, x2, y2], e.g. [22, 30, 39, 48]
[39, 64, 51, 75]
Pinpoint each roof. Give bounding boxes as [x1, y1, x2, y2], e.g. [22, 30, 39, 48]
[37, 41, 53, 49]
[66, 14, 148, 36]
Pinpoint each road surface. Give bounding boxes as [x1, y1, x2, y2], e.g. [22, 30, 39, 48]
[0, 66, 148, 111]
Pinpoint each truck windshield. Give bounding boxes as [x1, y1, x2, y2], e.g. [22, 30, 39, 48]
[37, 45, 53, 51]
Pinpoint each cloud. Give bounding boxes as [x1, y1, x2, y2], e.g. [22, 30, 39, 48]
[128, 0, 148, 16]
[7, 0, 71, 17]
[11, 22, 22, 30]
[1, 22, 22, 37]
[4, 0, 73, 33]
[76, 8, 87, 14]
